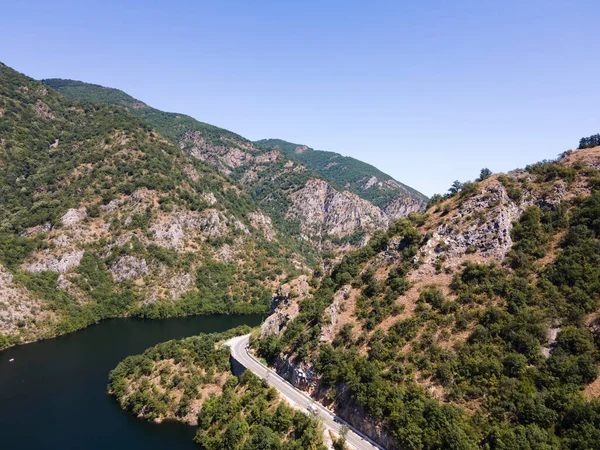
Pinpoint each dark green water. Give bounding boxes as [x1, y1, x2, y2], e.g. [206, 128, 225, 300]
[0, 315, 262, 450]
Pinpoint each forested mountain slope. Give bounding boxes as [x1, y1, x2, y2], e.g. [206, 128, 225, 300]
[0, 62, 310, 348]
[257, 146, 600, 449]
[257, 138, 427, 208]
[44, 79, 427, 248]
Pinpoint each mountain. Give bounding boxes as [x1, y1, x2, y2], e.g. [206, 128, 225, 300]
[256, 146, 600, 449]
[256, 138, 427, 207]
[43, 79, 427, 248]
[0, 62, 314, 348]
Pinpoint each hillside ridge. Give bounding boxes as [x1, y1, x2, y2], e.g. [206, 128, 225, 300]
[256, 145, 600, 449]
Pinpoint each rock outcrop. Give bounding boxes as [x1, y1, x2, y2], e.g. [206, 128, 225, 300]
[384, 197, 428, 220]
[23, 250, 84, 273]
[288, 179, 389, 236]
[248, 211, 276, 241]
[416, 180, 529, 272]
[60, 208, 87, 227]
[183, 130, 255, 175]
[288, 179, 426, 240]
[109, 256, 150, 282]
[260, 275, 309, 338]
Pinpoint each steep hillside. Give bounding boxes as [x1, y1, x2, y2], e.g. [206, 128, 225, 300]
[256, 138, 427, 207]
[43, 79, 427, 247]
[256, 147, 600, 449]
[0, 63, 310, 348]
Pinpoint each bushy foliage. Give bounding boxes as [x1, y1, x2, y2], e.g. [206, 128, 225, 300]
[196, 371, 326, 450]
[578, 133, 600, 149]
[110, 327, 324, 449]
[108, 327, 250, 421]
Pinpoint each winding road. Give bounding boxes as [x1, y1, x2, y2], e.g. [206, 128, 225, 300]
[225, 334, 384, 450]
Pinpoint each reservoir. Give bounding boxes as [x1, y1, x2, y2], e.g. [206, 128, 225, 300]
[0, 315, 263, 450]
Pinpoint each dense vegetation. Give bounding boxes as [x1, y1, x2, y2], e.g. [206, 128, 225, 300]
[108, 326, 326, 449]
[259, 154, 600, 449]
[42, 78, 244, 147]
[197, 371, 326, 450]
[257, 138, 427, 207]
[578, 133, 600, 149]
[108, 327, 247, 422]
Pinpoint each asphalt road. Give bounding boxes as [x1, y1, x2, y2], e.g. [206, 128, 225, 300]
[225, 334, 384, 450]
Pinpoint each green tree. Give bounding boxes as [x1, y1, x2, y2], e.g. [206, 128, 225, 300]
[478, 168, 492, 181]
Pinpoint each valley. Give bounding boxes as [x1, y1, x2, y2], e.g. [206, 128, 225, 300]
[1, 61, 600, 450]
[0, 62, 427, 350]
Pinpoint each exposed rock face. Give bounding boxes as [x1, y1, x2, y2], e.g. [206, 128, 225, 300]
[197, 210, 228, 237]
[149, 209, 229, 248]
[33, 99, 54, 119]
[277, 275, 311, 300]
[384, 197, 427, 220]
[288, 179, 427, 240]
[363, 176, 379, 190]
[270, 351, 395, 448]
[179, 130, 426, 245]
[541, 327, 561, 358]
[23, 250, 84, 273]
[415, 179, 531, 275]
[60, 208, 87, 227]
[110, 256, 150, 282]
[100, 198, 121, 213]
[273, 356, 318, 390]
[330, 394, 397, 450]
[200, 192, 218, 205]
[22, 223, 52, 236]
[288, 179, 389, 236]
[260, 300, 300, 339]
[319, 284, 351, 342]
[183, 131, 254, 175]
[260, 275, 309, 338]
[249, 211, 276, 241]
[254, 150, 280, 163]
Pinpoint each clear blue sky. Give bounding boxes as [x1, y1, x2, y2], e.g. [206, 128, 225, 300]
[2, 0, 599, 196]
